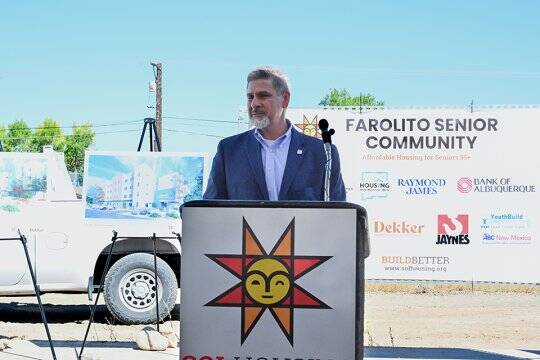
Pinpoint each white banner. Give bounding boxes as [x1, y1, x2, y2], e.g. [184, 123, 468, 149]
[287, 107, 539, 283]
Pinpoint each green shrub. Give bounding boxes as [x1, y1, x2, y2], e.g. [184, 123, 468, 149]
[1, 204, 20, 212]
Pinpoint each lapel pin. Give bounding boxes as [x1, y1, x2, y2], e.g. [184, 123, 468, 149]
[297, 149, 303, 155]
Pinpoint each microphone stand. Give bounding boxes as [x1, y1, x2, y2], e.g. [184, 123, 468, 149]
[318, 119, 335, 201]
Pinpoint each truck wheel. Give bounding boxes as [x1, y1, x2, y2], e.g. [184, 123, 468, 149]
[103, 253, 177, 324]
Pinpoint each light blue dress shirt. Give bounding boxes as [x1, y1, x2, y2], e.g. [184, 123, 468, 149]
[253, 124, 293, 200]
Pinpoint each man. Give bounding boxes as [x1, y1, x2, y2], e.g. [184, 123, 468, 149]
[203, 67, 346, 201]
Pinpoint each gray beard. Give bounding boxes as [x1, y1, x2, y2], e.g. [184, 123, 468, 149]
[250, 115, 270, 129]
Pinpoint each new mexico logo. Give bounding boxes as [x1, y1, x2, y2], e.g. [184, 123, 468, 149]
[205, 218, 331, 345]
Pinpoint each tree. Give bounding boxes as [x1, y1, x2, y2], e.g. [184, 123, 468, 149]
[319, 88, 385, 107]
[31, 118, 65, 152]
[4, 120, 33, 152]
[64, 122, 95, 175]
[0, 125, 6, 150]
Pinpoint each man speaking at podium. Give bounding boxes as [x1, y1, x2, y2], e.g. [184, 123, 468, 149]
[204, 67, 346, 201]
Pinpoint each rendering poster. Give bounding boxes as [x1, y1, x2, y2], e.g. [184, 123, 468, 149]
[83, 151, 207, 220]
[0, 153, 47, 214]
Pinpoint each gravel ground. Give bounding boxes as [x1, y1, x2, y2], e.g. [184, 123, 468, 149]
[0, 291, 538, 349]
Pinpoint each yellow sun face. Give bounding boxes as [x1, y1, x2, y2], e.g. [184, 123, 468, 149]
[303, 124, 318, 137]
[245, 258, 290, 305]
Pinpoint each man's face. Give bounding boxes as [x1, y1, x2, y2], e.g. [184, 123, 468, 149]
[247, 79, 289, 129]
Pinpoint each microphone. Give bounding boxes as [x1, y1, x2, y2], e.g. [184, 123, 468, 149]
[318, 119, 335, 144]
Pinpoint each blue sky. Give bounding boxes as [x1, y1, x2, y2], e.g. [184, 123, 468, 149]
[1, 1, 539, 155]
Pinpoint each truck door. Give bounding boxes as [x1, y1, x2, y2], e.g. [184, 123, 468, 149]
[0, 228, 34, 286]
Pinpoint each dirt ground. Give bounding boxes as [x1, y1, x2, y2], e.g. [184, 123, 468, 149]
[0, 288, 539, 349]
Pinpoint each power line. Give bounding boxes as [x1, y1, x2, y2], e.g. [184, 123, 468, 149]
[163, 128, 225, 138]
[163, 115, 249, 125]
[0, 119, 144, 131]
[0, 128, 143, 141]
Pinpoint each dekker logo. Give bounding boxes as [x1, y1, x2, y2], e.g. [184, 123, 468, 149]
[359, 171, 390, 200]
[457, 177, 535, 193]
[373, 220, 425, 235]
[437, 214, 470, 245]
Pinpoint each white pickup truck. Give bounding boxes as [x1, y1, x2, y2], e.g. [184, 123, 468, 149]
[0, 147, 181, 324]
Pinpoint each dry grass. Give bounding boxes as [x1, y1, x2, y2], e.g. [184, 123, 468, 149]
[365, 281, 540, 295]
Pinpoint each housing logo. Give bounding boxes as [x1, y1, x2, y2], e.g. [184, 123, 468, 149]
[373, 220, 425, 235]
[457, 177, 536, 193]
[437, 214, 469, 244]
[481, 213, 532, 244]
[359, 171, 390, 200]
[397, 178, 446, 195]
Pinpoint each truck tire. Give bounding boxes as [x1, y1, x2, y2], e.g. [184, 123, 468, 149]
[103, 253, 177, 324]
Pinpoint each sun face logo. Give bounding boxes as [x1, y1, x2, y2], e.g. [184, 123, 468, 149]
[295, 115, 321, 138]
[205, 218, 331, 345]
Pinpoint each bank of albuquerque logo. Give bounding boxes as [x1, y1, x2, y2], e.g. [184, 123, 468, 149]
[359, 171, 390, 200]
[294, 115, 320, 138]
[457, 177, 473, 193]
[457, 177, 536, 193]
[205, 218, 331, 345]
[437, 214, 470, 244]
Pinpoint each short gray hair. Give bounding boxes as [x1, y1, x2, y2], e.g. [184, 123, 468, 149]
[247, 66, 290, 95]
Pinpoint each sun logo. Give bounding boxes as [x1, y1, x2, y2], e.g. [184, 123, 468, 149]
[205, 218, 331, 345]
[294, 115, 320, 138]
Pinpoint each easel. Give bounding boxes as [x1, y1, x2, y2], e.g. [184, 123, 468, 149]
[77, 232, 181, 358]
[78, 120, 181, 358]
[0, 230, 57, 360]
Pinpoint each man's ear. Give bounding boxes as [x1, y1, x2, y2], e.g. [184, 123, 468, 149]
[281, 91, 290, 108]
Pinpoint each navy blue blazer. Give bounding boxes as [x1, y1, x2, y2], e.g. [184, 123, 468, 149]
[203, 127, 346, 201]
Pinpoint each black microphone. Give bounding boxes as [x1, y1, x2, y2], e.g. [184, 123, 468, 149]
[318, 118, 335, 144]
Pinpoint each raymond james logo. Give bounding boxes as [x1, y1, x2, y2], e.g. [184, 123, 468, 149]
[373, 220, 425, 235]
[397, 178, 446, 195]
[458, 177, 536, 193]
[359, 171, 390, 200]
[437, 214, 470, 244]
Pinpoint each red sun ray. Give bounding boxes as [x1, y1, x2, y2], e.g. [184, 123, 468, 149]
[293, 284, 331, 309]
[205, 255, 243, 278]
[293, 256, 332, 278]
[205, 283, 243, 306]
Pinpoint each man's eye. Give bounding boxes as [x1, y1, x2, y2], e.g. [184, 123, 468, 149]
[251, 280, 260, 285]
[276, 280, 285, 286]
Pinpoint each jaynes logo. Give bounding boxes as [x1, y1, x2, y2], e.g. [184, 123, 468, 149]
[437, 214, 470, 245]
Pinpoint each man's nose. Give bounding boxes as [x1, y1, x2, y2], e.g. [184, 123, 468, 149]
[250, 96, 261, 108]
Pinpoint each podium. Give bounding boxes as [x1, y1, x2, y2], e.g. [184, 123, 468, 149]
[180, 200, 369, 360]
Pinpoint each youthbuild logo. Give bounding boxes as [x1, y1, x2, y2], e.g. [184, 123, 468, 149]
[480, 213, 532, 244]
[457, 177, 535, 193]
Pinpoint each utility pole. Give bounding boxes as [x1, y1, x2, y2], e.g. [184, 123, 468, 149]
[151, 62, 162, 151]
